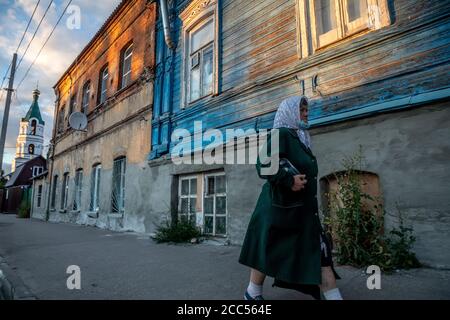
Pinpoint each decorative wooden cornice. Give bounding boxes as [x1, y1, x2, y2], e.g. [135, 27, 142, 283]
[179, 0, 216, 25]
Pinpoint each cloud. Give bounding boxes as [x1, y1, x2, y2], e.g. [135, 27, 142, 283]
[0, 0, 121, 173]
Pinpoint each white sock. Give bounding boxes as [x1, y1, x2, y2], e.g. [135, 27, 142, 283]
[323, 288, 343, 300]
[247, 281, 263, 298]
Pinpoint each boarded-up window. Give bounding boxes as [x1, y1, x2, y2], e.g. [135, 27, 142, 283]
[320, 170, 383, 241]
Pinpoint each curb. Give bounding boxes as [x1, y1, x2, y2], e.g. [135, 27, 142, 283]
[0, 257, 37, 300]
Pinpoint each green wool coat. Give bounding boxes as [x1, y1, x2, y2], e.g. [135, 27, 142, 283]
[239, 127, 326, 286]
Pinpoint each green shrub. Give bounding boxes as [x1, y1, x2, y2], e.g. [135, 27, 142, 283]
[17, 199, 31, 219]
[325, 149, 421, 272]
[153, 218, 202, 244]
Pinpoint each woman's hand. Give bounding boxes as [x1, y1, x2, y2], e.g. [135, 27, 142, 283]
[291, 174, 307, 191]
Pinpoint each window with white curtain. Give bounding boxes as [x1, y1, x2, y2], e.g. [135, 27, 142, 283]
[178, 176, 197, 224]
[120, 43, 133, 89]
[180, 0, 218, 107]
[188, 20, 214, 103]
[296, 0, 391, 56]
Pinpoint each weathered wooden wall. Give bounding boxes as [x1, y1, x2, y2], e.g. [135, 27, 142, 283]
[150, 0, 450, 156]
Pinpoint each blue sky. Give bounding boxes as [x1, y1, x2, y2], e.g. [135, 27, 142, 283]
[0, 0, 121, 173]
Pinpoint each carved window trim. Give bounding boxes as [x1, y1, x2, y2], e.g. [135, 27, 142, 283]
[180, 0, 220, 109]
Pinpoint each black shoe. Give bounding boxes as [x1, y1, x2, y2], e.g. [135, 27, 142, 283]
[244, 290, 264, 300]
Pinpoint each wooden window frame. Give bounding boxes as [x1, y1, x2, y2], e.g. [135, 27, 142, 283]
[61, 173, 69, 211]
[90, 164, 102, 212]
[178, 175, 198, 225]
[180, 0, 220, 109]
[119, 42, 133, 90]
[81, 81, 90, 114]
[37, 184, 43, 208]
[111, 157, 126, 214]
[31, 119, 37, 135]
[97, 65, 109, 105]
[69, 93, 77, 118]
[295, 0, 391, 57]
[57, 106, 65, 134]
[51, 175, 58, 209]
[203, 172, 227, 237]
[73, 169, 83, 211]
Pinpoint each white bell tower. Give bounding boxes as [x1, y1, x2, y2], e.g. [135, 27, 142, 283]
[11, 88, 45, 172]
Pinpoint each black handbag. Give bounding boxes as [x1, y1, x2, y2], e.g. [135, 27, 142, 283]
[279, 158, 300, 176]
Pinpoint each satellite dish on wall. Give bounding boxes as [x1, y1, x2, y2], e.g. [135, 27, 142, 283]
[69, 112, 88, 131]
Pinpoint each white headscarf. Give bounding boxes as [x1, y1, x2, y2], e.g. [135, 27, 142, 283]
[273, 96, 311, 149]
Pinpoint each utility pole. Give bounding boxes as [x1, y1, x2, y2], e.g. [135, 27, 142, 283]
[0, 53, 17, 176]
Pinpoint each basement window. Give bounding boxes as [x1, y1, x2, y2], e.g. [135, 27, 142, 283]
[177, 171, 227, 237]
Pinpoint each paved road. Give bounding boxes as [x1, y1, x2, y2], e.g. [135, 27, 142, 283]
[0, 214, 449, 300]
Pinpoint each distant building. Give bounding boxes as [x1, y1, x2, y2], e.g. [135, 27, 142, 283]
[0, 156, 46, 214]
[37, 0, 157, 230]
[146, 0, 450, 268]
[11, 88, 45, 172]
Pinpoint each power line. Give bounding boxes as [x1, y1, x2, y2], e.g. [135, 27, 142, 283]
[0, 0, 42, 103]
[16, 0, 42, 54]
[16, 0, 73, 93]
[15, 0, 54, 73]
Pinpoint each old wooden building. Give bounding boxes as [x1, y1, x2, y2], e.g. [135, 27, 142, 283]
[1, 156, 46, 214]
[145, 0, 450, 268]
[33, 0, 158, 231]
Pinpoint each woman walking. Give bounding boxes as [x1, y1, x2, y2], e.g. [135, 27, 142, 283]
[238, 96, 343, 300]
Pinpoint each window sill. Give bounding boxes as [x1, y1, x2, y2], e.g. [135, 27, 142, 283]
[107, 213, 124, 218]
[87, 211, 99, 218]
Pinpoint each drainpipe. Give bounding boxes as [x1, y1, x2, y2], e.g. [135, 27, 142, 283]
[160, 0, 176, 50]
[45, 89, 59, 221]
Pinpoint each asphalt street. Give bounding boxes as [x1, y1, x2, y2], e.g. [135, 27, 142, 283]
[0, 214, 449, 300]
